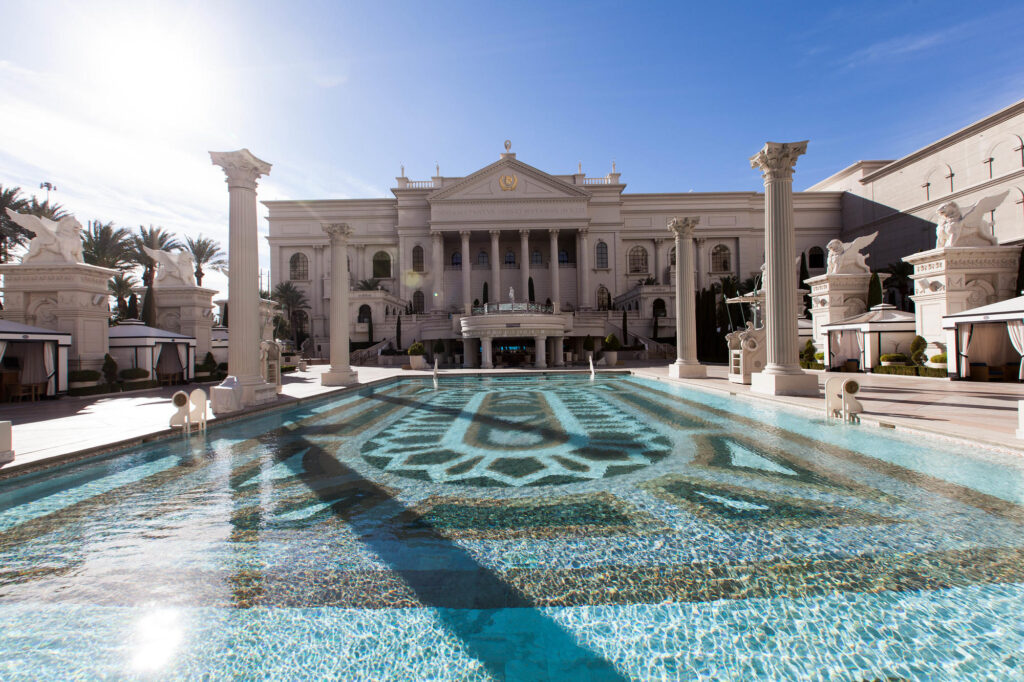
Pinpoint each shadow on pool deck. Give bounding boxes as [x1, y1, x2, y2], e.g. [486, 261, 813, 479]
[243, 391, 628, 681]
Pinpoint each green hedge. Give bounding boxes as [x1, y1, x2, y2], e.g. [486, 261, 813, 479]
[123, 379, 159, 391]
[68, 369, 101, 382]
[119, 368, 150, 380]
[930, 353, 947, 363]
[799, 361, 825, 370]
[68, 383, 119, 397]
[879, 353, 908, 363]
[281, 365, 297, 373]
[872, 365, 948, 378]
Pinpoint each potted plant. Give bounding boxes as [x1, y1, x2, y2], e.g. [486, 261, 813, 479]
[927, 353, 947, 370]
[432, 340, 446, 366]
[603, 333, 622, 366]
[583, 335, 595, 362]
[407, 341, 427, 370]
[879, 353, 908, 366]
[68, 369, 101, 390]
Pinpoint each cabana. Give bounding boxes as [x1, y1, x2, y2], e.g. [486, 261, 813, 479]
[943, 295, 1024, 381]
[0, 319, 71, 398]
[822, 304, 917, 372]
[108, 320, 197, 384]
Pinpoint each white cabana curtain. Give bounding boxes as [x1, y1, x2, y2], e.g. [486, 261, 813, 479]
[153, 344, 163, 377]
[157, 343, 183, 373]
[959, 323, 974, 378]
[1008, 320, 1024, 380]
[0, 341, 7, 365]
[44, 341, 56, 395]
[176, 344, 188, 375]
[20, 342, 47, 385]
[855, 331, 865, 368]
[831, 330, 860, 368]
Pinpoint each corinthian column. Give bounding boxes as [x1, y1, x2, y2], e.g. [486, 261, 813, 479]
[209, 148, 277, 413]
[749, 141, 819, 396]
[578, 228, 591, 309]
[520, 229, 530, 301]
[668, 217, 706, 378]
[321, 223, 358, 386]
[431, 232, 444, 312]
[549, 228, 560, 311]
[489, 230, 500, 305]
[461, 230, 472, 313]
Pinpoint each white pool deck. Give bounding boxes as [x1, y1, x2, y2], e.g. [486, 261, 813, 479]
[0, 362, 1021, 477]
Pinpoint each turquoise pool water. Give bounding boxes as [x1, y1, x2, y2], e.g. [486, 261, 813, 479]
[1, 374, 1023, 680]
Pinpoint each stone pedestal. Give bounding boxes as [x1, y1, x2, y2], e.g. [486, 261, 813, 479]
[210, 148, 278, 413]
[749, 141, 818, 397]
[151, 286, 217, 358]
[904, 245, 1018, 355]
[805, 272, 873, 348]
[0, 263, 115, 370]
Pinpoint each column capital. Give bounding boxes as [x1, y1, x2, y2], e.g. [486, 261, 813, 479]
[321, 223, 352, 242]
[548, 228, 560, 236]
[460, 230, 471, 239]
[210, 148, 272, 189]
[489, 229, 501, 237]
[519, 228, 530, 238]
[749, 141, 808, 180]
[578, 227, 589, 237]
[668, 216, 700, 237]
[654, 237, 664, 246]
[432, 232, 443, 243]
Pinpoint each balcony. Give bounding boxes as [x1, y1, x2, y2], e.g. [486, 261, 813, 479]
[471, 302, 554, 315]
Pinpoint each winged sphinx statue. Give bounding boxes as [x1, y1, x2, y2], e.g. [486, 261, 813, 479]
[5, 208, 84, 265]
[142, 245, 197, 286]
[935, 191, 1007, 248]
[825, 232, 877, 275]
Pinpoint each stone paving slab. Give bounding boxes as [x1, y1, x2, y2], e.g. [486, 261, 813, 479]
[0, 362, 1021, 478]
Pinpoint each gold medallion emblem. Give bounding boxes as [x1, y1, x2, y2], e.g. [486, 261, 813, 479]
[499, 174, 518, 191]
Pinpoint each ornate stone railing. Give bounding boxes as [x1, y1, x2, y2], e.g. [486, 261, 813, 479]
[582, 177, 611, 185]
[405, 180, 436, 189]
[471, 302, 554, 315]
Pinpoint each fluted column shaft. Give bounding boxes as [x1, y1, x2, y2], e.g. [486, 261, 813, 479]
[520, 230, 530, 300]
[549, 229, 560, 311]
[653, 238, 663, 285]
[534, 335, 547, 368]
[431, 233, 444, 312]
[461, 231, 472, 313]
[481, 337, 493, 369]
[321, 223, 357, 385]
[669, 218, 703, 377]
[579, 228, 591, 309]
[489, 230, 500, 304]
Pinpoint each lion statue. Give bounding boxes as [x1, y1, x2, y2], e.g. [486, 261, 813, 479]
[142, 245, 197, 286]
[935, 192, 1007, 248]
[6, 209, 85, 265]
[825, 232, 877, 275]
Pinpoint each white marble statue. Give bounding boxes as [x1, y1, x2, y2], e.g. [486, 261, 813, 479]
[142, 245, 197, 286]
[6, 209, 84, 265]
[508, 287, 515, 303]
[935, 192, 1007, 248]
[825, 232, 877, 274]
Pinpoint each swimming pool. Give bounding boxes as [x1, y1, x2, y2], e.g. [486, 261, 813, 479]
[1, 374, 1023, 680]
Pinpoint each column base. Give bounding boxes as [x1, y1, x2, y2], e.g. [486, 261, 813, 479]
[212, 375, 278, 415]
[671, 361, 706, 379]
[321, 368, 359, 386]
[751, 371, 819, 397]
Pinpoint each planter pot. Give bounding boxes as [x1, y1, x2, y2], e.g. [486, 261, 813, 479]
[409, 355, 427, 370]
[603, 351, 619, 366]
[880, 361, 905, 367]
[925, 362, 947, 370]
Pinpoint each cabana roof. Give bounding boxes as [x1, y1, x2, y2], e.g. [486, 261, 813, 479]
[823, 304, 917, 332]
[108, 320, 195, 341]
[0, 318, 72, 344]
[943, 295, 1024, 327]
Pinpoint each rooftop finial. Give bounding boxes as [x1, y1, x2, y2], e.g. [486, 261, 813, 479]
[435, 162, 440, 176]
[578, 161, 582, 174]
[400, 163, 405, 177]
[612, 159, 616, 173]
[504, 139, 511, 152]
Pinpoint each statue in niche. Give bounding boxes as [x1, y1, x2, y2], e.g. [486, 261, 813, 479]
[935, 191, 1007, 248]
[6, 209, 84, 265]
[142, 246, 197, 286]
[508, 287, 515, 303]
[825, 232, 877, 275]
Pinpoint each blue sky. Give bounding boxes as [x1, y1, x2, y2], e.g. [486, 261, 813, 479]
[1, 0, 1022, 296]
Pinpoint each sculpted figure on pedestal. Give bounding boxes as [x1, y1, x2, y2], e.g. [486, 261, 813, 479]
[935, 192, 1007, 248]
[825, 232, 877, 274]
[142, 246, 197, 286]
[6, 209, 84, 264]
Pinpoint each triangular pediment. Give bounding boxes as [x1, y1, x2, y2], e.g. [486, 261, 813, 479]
[429, 157, 590, 202]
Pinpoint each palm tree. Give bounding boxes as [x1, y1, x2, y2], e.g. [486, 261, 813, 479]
[0, 185, 28, 262]
[83, 220, 133, 270]
[884, 260, 915, 311]
[24, 196, 68, 220]
[184, 235, 227, 286]
[354, 278, 382, 291]
[272, 281, 310, 346]
[130, 226, 183, 287]
[108, 272, 138, 319]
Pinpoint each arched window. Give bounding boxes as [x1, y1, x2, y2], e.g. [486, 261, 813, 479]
[477, 250, 489, 266]
[372, 251, 391, 278]
[596, 241, 608, 269]
[808, 246, 825, 269]
[558, 250, 569, 265]
[532, 250, 542, 266]
[628, 246, 648, 273]
[411, 245, 424, 272]
[293, 310, 309, 335]
[597, 285, 611, 310]
[289, 253, 309, 280]
[451, 252, 462, 267]
[504, 250, 516, 265]
[711, 245, 731, 273]
[357, 304, 372, 323]
[653, 298, 667, 318]
[412, 290, 424, 313]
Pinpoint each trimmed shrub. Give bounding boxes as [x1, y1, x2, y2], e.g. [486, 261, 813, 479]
[879, 353, 908, 363]
[119, 368, 150, 381]
[872, 365, 918, 376]
[123, 379, 160, 390]
[69, 384, 120, 397]
[910, 335, 927, 366]
[432, 340, 446, 354]
[799, 361, 825, 370]
[867, 272, 882, 308]
[603, 334, 622, 351]
[800, 339, 816, 364]
[281, 365, 297, 373]
[583, 335, 595, 352]
[102, 354, 118, 385]
[69, 369, 101, 382]
[407, 341, 426, 356]
[919, 367, 947, 378]
[814, 352, 825, 361]
[930, 353, 947, 364]
[217, 362, 228, 371]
